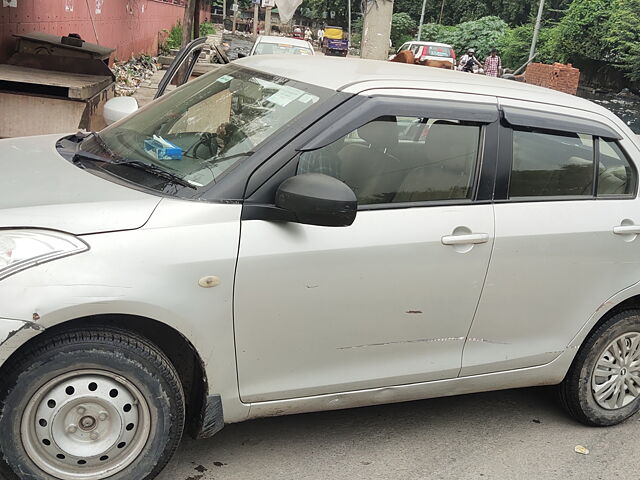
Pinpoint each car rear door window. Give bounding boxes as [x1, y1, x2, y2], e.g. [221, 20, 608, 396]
[597, 139, 636, 196]
[509, 130, 594, 198]
[298, 116, 482, 206]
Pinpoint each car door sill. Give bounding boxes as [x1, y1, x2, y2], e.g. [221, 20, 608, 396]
[245, 348, 575, 420]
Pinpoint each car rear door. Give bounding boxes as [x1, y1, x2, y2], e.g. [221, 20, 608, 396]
[462, 99, 640, 376]
[234, 91, 500, 402]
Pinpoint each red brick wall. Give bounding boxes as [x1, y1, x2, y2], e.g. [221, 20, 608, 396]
[0, 0, 210, 63]
[524, 62, 581, 95]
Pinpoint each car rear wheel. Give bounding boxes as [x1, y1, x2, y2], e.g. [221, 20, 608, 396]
[0, 327, 185, 480]
[559, 310, 640, 426]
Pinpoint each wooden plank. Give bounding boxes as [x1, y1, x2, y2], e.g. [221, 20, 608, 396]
[0, 65, 112, 100]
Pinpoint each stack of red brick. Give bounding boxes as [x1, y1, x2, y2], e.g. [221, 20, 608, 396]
[523, 62, 581, 95]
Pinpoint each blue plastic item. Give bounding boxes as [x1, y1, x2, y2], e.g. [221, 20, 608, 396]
[144, 136, 182, 160]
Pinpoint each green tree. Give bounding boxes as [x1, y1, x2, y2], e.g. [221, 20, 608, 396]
[391, 12, 418, 47]
[548, 0, 613, 64]
[498, 21, 556, 69]
[606, 0, 640, 82]
[418, 22, 455, 44]
[394, 0, 547, 30]
[419, 16, 507, 59]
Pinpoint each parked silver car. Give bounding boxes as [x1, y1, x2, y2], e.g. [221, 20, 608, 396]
[247, 35, 315, 56]
[1, 52, 640, 480]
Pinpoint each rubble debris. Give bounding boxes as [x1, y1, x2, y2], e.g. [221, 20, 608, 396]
[111, 55, 159, 97]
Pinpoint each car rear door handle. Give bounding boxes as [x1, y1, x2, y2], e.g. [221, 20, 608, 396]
[613, 225, 640, 235]
[441, 233, 489, 246]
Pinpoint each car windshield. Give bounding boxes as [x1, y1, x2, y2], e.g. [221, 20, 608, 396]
[81, 63, 330, 194]
[254, 42, 312, 55]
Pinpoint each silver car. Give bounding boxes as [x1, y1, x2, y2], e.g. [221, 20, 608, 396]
[247, 35, 315, 56]
[1, 53, 640, 480]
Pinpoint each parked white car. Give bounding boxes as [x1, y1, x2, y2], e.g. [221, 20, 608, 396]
[390, 41, 456, 68]
[1, 53, 640, 480]
[246, 35, 314, 56]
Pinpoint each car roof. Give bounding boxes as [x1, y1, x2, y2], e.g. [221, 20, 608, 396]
[406, 41, 452, 48]
[255, 35, 312, 48]
[234, 55, 609, 116]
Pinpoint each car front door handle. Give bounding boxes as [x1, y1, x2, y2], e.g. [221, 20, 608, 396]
[613, 225, 640, 235]
[441, 233, 490, 246]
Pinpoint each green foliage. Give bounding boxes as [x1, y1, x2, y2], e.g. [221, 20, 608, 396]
[161, 21, 216, 54]
[548, 0, 613, 64]
[418, 16, 507, 59]
[497, 22, 556, 69]
[394, 0, 549, 28]
[391, 12, 418, 48]
[199, 22, 216, 36]
[497, 23, 532, 68]
[418, 23, 455, 43]
[162, 22, 183, 52]
[605, 0, 640, 82]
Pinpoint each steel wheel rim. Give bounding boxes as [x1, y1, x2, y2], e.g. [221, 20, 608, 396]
[591, 332, 640, 410]
[21, 369, 151, 480]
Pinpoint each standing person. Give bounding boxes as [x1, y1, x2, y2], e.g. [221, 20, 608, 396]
[484, 48, 502, 77]
[317, 27, 324, 46]
[304, 27, 312, 41]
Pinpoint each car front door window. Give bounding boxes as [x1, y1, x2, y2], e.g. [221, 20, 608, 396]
[297, 116, 482, 206]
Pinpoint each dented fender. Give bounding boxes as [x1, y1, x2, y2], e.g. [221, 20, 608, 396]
[0, 317, 45, 365]
[568, 278, 640, 351]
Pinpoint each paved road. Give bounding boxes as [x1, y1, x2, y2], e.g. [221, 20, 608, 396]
[158, 386, 640, 480]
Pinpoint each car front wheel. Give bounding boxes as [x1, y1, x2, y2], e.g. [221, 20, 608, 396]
[559, 310, 640, 426]
[0, 327, 185, 480]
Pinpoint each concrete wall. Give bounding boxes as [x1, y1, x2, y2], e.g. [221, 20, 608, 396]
[0, 0, 210, 63]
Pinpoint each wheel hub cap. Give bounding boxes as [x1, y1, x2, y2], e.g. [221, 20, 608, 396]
[21, 370, 151, 480]
[591, 332, 640, 410]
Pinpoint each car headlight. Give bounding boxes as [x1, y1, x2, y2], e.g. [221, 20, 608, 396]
[0, 229, 89, 281]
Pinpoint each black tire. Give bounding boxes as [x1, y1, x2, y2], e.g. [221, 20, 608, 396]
[0, 327, 185, 480]
[559, 309, 640, 426]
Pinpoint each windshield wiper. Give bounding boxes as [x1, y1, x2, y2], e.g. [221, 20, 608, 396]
[205, 151, 255, 164]
[73, 151, 197, 190]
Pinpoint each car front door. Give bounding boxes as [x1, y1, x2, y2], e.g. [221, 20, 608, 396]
[233, 92, 500, 402]
[462, 99, 640, 376]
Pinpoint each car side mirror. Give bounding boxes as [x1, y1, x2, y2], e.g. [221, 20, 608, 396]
[103, 97, 139, 125]
[237, 52, 247, 58]
[275, 173, 357, 227]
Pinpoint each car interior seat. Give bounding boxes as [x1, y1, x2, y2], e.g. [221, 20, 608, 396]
[392, 121, 479, 202]
[338, 116, 406, 204]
